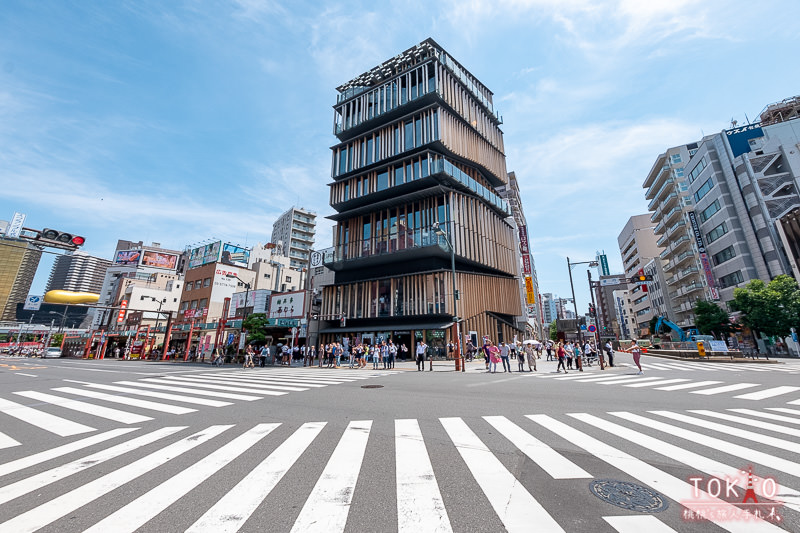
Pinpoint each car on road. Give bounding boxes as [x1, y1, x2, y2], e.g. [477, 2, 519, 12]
[43, 346, 62, 358]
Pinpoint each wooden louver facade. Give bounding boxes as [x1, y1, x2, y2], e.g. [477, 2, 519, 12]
[321, 38, 523, 350]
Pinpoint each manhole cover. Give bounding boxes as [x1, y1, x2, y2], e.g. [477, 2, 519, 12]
[361, 385, 384, 389]
[589, 480, 669, 513]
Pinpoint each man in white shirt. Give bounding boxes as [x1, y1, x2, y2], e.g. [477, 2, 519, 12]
[416, 341, 427, 371]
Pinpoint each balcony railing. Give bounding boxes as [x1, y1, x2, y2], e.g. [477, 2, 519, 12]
[323, 223, 451, 266]
[434, 159, 509, 215]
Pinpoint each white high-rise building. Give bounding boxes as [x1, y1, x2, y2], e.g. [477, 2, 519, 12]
[270, 207, 316, 271]
[46, 251, 111, 294]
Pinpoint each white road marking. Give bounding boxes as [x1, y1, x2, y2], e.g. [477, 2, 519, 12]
[290, 420, 372, 533]
[603, 515, 677, 532]
[733, 386, 800, 401]
[14, 390, 152, 424]
[654, 380, 722, 391]
[396, 419, 452, 532]
[0, 397, 95, 437]
[52, 386, 196, 414]
[690, 383, 759, 395]
[79, 382, 233, 407]
[441, 417, 564, 533]
[622, 379, 690, 388]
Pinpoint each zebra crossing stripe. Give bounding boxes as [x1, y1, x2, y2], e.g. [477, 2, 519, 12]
[290, 420, 373, 533]
[0, 426, 185, 506]
[690, 383, 760, 395]
[654, 380, 722, 391]
[13, 391, 152, 424]
[603, 515, 677, 532]
[0, 397, 95, 437]
[733, 386, 800, 400]
[396, 419, 453, 532]
[81, 382, 233, 407]
[0, 431, 20, 450]
[0, 425, 232, 533]
[0, 428, 136, 478]
[139, 377, 285, 397]
[766, 407, 800, 417]
[687, 409, 800, 439]
[729, 408, 800, 425]
[611, 411, 800, 478]
[623, 379, 690, 388]
[186, 422, 326, 533]
[196, 375, 329, 387]
[157, 375, 310, 392]
[570, 413, 800, 515]
[51, 387, 197, 414]
[83, 423, 280, 533]
[114, 380, 262, 401]
[440, 417, 565, 533]
[483, 416, 591, 479]
[599, 377, 664, 385]
[527, 414, 782, 533]
[652, 410, 800, 454]
[555, 374, 639, 382]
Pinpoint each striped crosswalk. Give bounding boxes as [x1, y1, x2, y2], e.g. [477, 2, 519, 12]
[534, 370, 800, 403]
[0, 367, 393, 449]
[635, 359, 800, 373]
[1, 407, 796, 532]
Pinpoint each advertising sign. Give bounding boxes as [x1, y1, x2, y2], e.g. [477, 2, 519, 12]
[188, 241, 221, 269]
[115, 249, 141, 266]
[688, 212, 720, 300]
[141, 250, 178, 270]
[518, 225, 530, 254]
[524, 276, 536, 305]
[598, 254, 610, 276]
[521, 253, 532, 275]
[116, 300, 128, 323]
[220, 243, 251, 268]
[6, 212, 26, 239]
[23, 295, 42, 311]
[269, 291, 306, 318]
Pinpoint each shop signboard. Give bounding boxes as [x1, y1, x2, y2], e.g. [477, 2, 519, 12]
[269, 291, 305, 319]
[524, 276, 536, 304]
[688, 211, 720, 300]
[115, 249, 141, 266]
[141, 251, 179, 270]
[188, 241, 221, 269]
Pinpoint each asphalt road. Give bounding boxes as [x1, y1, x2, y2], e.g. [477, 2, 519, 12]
[1, 352, 799, 532]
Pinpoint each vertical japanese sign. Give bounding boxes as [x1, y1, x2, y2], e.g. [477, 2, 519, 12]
[519, 225, 532, 275]
[117, 300, 128, 323]
[687, 212, 720, 300]
[525, 276, 536, 304]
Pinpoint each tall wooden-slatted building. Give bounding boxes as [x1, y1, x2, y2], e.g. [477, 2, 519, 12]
[320, 38, 523, 354]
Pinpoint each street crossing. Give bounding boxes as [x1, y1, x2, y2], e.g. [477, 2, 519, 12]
[534, 369, 800, 404]
[0, 407, 797, 532]
[0, 367, 393, 449]
[634, 360, 800, 373]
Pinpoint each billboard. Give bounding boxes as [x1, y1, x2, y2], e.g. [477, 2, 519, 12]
[688, 212, 720, 300]
[188, 241, 221, 269]
[141, 250, 178, 270]
[269, 291, 305, 318]
[6, 212, 26, 238]
[115, 249, 141, 266]
[220, 243, 251, 268]
[524, 276, 536, 304]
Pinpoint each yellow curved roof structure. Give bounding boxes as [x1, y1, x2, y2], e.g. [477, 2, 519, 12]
[44, 290, 100, 304]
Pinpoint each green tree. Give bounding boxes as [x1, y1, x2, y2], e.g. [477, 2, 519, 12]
[549, 320, 558, 342]
[49, 333, 64, 347]
[732, 275, 800, 338]
[693, 300, 733, 338]
[648, 316, 659, 335]
[241, 313, 270, 345]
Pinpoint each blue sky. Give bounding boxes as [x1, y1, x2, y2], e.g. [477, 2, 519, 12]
[2, 0, 799, 315]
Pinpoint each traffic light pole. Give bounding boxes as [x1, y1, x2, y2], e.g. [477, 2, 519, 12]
[588, 270, 605, 370]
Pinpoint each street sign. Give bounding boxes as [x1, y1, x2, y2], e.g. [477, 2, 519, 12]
[588, 324, 597, 333]
[6, 212, 26, 238]
[600, 278, 621, 286]
[23, 295, 42, 311]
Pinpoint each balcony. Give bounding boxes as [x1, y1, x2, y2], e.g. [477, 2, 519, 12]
[666, 275, 679, 286]
[670, 235, 691, 252]
[654, 220, 666, 235]
[646, 166, 672, 199]
[676, 266, 699, 281]
[664, 250, 694, 271]
[656, 233, 669, 248]
[662, 206, 682, 225]
[666, 220, 686, 237]
[660, 248, 671, 260]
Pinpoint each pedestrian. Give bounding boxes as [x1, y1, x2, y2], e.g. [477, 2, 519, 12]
[499, 342, 511, 372]
[630, 339, 643, 374]
[416, 340, 427, 371]
[486, 340, 501, 373]
[304, 345, 314, 367]
[244, 345, 255, 369]
[517, 343, 525, 372]
[349, 344, 357, 368]
[447, 341, 454, 360]
[556, 342, 568, 373]
[389, 341, 397, 369]
[334, 342, 342, 368]
[319, 343, 325, 368]
[565, 342, 574, 370]
[573, 342, 583, 372]
[114, 346, 121, 358]
[483, 338, 491, 370]
[546, 341, 554, 361]
[604, 341, 615, 367]
[260, 344, 269, 367]
[400, 343, 408, 361]
[524, 342, 537, 371]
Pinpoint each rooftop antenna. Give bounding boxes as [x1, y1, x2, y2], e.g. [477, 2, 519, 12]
[730, 118, 738, 128]
[744, 112, 751, 125]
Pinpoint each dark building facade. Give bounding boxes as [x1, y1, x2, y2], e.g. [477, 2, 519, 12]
[320, 38, 522, 353]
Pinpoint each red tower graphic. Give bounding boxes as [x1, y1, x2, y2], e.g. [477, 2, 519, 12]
[742, 466, 758, 504]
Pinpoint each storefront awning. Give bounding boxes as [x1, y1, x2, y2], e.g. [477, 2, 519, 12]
[319, 321, 453, 334]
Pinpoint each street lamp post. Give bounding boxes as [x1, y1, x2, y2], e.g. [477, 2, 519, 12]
[432, 222, 464, 372]
[226, 274, 252, 355]
[141, 296, 167, 359]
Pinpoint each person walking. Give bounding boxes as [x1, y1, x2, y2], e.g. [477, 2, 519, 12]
[573, 342, 583, 372]
[486, 340, 500, 373]
[546, 341, 554, 361]
[499, 342, 511, 372]
[565, 342, 574, 370]
[524, 342, 537, 371]
[416, 340, 427, 371]
[517, 342, 526, 372]
[556, 342, 568, 373]
[388, 341, 397, 369]
[629, 339, 643, 374]
[483, 338, 491, 370]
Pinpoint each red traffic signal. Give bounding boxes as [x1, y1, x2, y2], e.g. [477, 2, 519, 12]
[39, 229, 85, 248]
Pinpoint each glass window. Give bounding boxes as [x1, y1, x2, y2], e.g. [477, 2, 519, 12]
[671, 153, 682, 164]
[694, 177, 714, 202]
[699, 200, 721, 223]
[377, 171, 389, 191]
[338, 147, 347, 175]
[719, 270, 744, 288]
[432, 110, 439, 139]
[713, 245, 736, 265]
[706, 221, 728, 243]
[203, 278, 211, 287]
[362, 177, 369, 196]
[404, 121, 413, 151]
[687, 157, 707, 184]
[674, 167, 685, 177]
[366, 137, 373, 165]
[344, 183, 350, 200]
[415, 117, 422, 147]
[394, 165, 404, 185]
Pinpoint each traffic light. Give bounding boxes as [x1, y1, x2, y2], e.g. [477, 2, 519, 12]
[38, 229, 86, 249]
[634, 268, 650, 293]
[588, 304, 596, 317]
